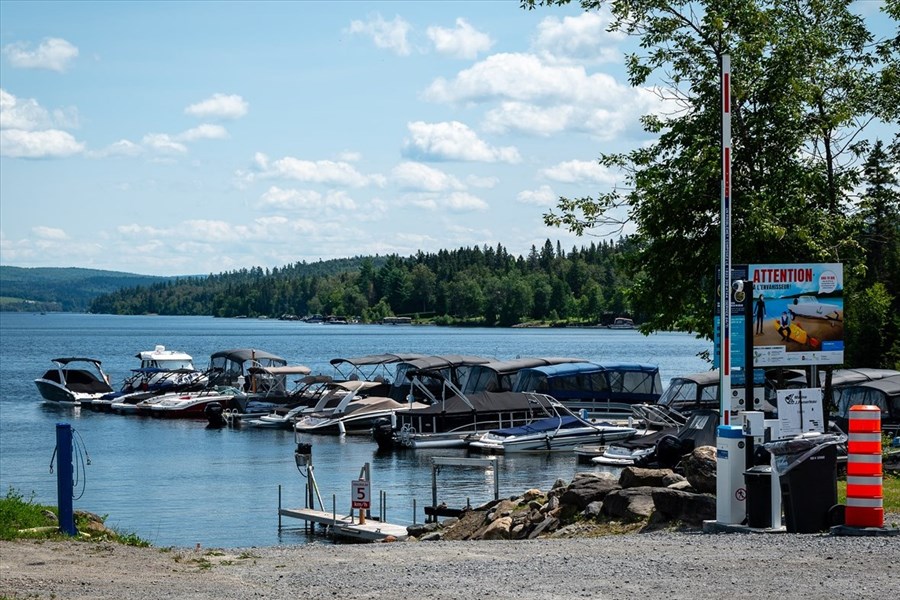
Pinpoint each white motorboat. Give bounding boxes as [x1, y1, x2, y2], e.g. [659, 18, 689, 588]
[468, 399, 637, 453]
[92, 345, 209, 411]
[294, 381, 428, 434]
[34, 357, 114, 405]
[787, 295, 842, 322]
[607, 317, 636, 329]
[141, 386, 245, 418]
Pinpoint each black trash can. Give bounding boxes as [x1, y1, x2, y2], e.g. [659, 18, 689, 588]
[765, 435, 841, 533]
[744, 465, 772, 529]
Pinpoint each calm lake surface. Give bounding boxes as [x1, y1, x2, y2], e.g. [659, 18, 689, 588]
[0, 312, 710, 547]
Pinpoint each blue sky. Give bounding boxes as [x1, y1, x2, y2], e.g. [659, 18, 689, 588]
[0, 1, 893, 277]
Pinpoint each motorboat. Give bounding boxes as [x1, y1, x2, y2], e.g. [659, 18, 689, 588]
[91, 345, 209, 411]
[606, 317, 636, 329]
[374, 356, 556, 450]
[294, 380, 428, 434]
[787, 295, 842, 322]
[207, 348, 287, 389]
[145, 386, 246, 418]
[593, 409, 719, 467]
[468, 396, 638, 453]
[34, 357, 115, 405]
[832, 373, 900, 435]
[512, 361, 663, 418]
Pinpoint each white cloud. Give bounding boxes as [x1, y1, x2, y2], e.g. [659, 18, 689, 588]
[445, 191, 488, 212]
[424, 53, 659, 139]
[517, 184, 557, 206]
[32, 226, 68, 240]
[258, 186, 357, 211]
[0, 129, 84, 158]
[185, 93, 248, 119]
[483, 102, 575, 137]
[427, 18, 493, 59]
[466, 174, 498, 189]
[2, 37, 79, 72]
[0, 89, 49, 130]
[257, 156, 385, 187]
[403, 121, 520, 163]
[348, 14, 412, 56]
[177, 124, 229, 141]
[92, 139, 143, 158]
[337, 150, 362, 162]
[540, 159, 620, 185]
[141, 133, 187, 154]
[532, 12, 622, 64]
[391, 161, 464, 192]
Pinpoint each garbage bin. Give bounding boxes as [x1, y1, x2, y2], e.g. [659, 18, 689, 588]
[764, 434, 843, 533]
[744, 465, 772, 528]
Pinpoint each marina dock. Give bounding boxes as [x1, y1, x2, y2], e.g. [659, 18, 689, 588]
[278, 508, 409, 541]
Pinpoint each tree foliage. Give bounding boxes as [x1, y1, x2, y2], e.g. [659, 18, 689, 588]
[89, 241, 638, 326]
[523, 0, 900, 366]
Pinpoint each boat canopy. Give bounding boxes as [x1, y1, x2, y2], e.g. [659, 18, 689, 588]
[399, 391, 546, 416]
[460, 357, 588, 394]
[513, 361, 662, 405]
[51, 357, 105, 366]
[330, 353, 426, 368]
[208, 348, 287, 387]
[835, 374, 900, 421]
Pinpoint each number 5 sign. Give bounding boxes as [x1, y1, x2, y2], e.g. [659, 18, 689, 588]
[351, 479, 370, 509]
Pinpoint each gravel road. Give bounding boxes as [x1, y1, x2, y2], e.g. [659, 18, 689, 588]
[2, 528, 898, 600]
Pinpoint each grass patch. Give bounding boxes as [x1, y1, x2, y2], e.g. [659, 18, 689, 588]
[0, 487, 150, 546]
[838, 471, 900, 512]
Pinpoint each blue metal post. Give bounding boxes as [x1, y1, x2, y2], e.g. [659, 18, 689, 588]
[56, 423, 77, 536]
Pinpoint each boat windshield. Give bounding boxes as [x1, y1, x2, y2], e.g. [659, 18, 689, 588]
[144, 358, 195, 370]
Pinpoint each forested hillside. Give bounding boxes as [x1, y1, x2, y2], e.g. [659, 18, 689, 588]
[0, 267, 168, 312]
[89, 239, 636, 326]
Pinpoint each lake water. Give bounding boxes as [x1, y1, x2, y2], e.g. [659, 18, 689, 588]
[0, 312, 710, 547]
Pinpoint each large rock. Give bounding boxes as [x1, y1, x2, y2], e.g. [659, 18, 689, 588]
[559, 472, 620, 509]
[474, 516, 513, 540]
[619, 467, 676, 489]
[601, 487, 656, 520]
[650, 488, 716, 525]
[682, 445, 717, 494]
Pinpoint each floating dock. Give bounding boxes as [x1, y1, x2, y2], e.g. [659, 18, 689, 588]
[279, 508, 408, 542]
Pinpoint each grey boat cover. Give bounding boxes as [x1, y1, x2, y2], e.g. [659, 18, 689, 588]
[400, 391, 551, 416]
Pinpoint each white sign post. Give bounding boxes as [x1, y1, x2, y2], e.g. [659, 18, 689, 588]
[777, 388, 825, 437]
[351, 478, 370, 524]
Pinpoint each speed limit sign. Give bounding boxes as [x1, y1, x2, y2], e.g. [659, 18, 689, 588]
[351, 479, 370, 509]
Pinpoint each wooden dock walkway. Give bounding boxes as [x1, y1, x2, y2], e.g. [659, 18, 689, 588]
[279, 508, 409, 542]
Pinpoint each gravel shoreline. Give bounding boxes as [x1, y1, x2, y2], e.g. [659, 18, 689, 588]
[2, 526, 898, 600]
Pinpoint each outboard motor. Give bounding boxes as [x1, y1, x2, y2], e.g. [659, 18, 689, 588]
[372, 417, 396, 450]
[205, 403, 226, 429]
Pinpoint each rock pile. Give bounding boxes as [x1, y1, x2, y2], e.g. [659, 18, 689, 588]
[406, 446, 718, 542]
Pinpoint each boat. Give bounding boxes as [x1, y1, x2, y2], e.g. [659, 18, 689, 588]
[34, 357, 115, 405]
[787, 295, 842, 322]
[468, 396, 638, 453]
[240, 374, 334, 426]
[92, 345, 209, 411]
[144, 386, 247, 418]
[832, 373, 900, 435]
[386, 354, 494, 402]
[593, 409, 719, 467]
[374, 357, 588, 450]
[512, 361, 663, 418]
[207, 348, 288, 389]
[329, 353, 426, 393]
[294, 380, 428, 434]
[606, 317, 636, 329]
[457, 357, 588, 395]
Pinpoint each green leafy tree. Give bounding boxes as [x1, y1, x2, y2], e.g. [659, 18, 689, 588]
[524, 0, 898, 341]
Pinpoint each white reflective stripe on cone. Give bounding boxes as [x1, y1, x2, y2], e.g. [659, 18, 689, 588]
[849, 411, 882, 420]
[846, 497, 883, 508]
[848, 454, 883, 463]
[848, 432, 884, 442]
[847, 475, 883, 486]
